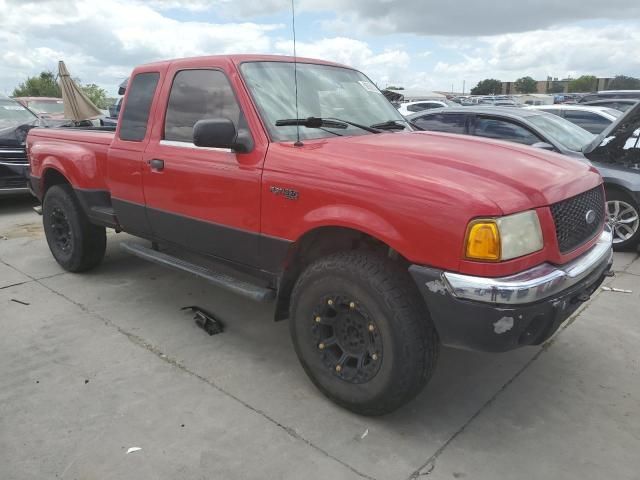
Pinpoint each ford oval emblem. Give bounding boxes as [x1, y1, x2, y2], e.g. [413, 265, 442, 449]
[585, 209, 596, 224]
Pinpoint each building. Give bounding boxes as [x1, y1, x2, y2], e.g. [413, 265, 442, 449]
[501, 77, 613, 95]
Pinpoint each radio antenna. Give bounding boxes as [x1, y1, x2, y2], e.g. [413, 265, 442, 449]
[291, 0, 303, 147]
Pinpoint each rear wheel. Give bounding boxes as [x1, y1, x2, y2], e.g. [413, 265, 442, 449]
[43, 184, 106, 272]
[289, 251, 439, 416]
[606, 189, 640, 251]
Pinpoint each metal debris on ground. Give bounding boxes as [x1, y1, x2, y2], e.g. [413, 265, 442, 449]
[360, 428, 369, 440]
[601, 286, 633, 294]
[181, 306, 224, 336]
[10, 298, 30, 305]
[126, 447, 142, 454]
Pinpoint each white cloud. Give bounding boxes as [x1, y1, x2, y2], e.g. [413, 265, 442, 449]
[170, 0, 640, 37]
[1, 0, 639, 97]
[433, 24, 640, 89]
[0, 0, 282, 95]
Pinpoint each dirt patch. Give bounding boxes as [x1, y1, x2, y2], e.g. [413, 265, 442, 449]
[1, 222, 43, 240]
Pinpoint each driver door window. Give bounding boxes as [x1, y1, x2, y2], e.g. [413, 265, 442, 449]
[164, 69, 241, 144]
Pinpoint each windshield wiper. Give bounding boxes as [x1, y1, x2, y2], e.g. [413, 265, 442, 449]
[275, 116, 381, 134]
[370, 120, 407, 131]
[275, 117, 347, 129]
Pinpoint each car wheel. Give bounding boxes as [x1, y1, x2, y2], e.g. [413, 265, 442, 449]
[43, 184, 107, 272]
[289, 250, 439, 416]
[606, 189, 640, 251]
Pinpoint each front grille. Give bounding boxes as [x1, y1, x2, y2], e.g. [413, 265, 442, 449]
[0, 146, 28, 165]
[550, 186, 605, 253]
[0, 176, 28, 189]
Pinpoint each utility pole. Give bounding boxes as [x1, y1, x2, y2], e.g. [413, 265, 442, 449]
[462, 80, 465, 95]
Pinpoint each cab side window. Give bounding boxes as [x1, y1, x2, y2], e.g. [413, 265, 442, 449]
[119, 72, 160, 142]
[164, 69, 241, 143]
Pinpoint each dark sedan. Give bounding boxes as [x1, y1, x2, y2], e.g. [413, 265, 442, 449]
[0, 96, 40, 196]
[407, 105, 640, 250]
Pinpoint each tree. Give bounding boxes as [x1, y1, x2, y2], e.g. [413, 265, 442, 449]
[470, 78, 502, 95]
[12, 71, 61, 97]
[80, 83, 109, 109]
[606, 75, 640, 90]
[386, 85, 404, 90]
[568, 75, 598, 93]
[547, 81, 565, 94]
[514, 76, 537, 93]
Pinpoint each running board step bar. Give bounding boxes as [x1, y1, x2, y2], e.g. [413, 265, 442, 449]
[120, 241, 275, 302]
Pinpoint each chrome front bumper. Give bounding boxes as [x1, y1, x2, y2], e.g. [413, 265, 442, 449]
[443, 227, 613, 305]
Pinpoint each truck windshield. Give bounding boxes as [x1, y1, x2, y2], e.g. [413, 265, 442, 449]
[240, 61, 409, 142]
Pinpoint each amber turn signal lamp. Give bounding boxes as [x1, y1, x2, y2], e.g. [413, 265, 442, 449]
[465, 221, 501, 261]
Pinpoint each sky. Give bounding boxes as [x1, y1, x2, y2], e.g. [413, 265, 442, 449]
[1, 0, 640, 96]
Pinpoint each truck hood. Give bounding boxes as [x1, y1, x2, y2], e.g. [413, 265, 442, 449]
[284, 130, 601, 215]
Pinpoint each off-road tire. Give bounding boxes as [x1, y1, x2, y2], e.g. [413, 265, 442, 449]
[43, 184, 106, 272]
[289, 250, 439, 416]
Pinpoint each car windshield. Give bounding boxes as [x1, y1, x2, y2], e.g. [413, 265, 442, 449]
[28, 100, 64, 114]
[0, 100, 37, 129]
[528, 113, 596, 151]
[240, 61, 409, 141]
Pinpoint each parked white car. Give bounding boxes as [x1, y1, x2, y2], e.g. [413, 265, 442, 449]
[397, 100, 456, 115]
[526, 104, 621, 134]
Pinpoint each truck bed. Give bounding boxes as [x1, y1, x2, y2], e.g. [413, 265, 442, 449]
[28, 126, 115, 192]
[29, 126, 115, 145]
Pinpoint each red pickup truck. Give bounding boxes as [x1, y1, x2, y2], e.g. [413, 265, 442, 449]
[27, 55, 613, 415]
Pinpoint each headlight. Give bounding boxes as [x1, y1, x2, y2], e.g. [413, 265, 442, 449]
[465, 210, 543, 261]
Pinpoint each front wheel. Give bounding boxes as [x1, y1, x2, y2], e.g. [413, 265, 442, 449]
[606, 189, 640, 251]
[43, 184, 107, 272]
[289, 251, 439, 416]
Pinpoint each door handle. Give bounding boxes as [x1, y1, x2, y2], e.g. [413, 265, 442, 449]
[149, 158, 164, 171]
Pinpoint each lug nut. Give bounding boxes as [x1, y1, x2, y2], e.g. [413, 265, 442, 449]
[371, 353, 378, 361]
[335, 365, 342, 372]
[318, 343, 325, 350]
[368, 324, 375, 332]
[349, 301, 356, 309]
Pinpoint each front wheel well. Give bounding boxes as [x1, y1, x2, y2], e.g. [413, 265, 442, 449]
[42, 168, 70, 195]
[274, 226, 408, 321]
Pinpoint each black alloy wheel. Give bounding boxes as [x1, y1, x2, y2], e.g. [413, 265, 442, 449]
[50, 207, 73, 254]
[311, 295, 383, 384]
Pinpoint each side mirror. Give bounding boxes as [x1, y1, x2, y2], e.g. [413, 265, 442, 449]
[531, 141, 555, 151]
[193, 118, 250, 152]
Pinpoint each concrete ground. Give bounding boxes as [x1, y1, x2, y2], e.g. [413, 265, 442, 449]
[1, 196, 638, 480]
